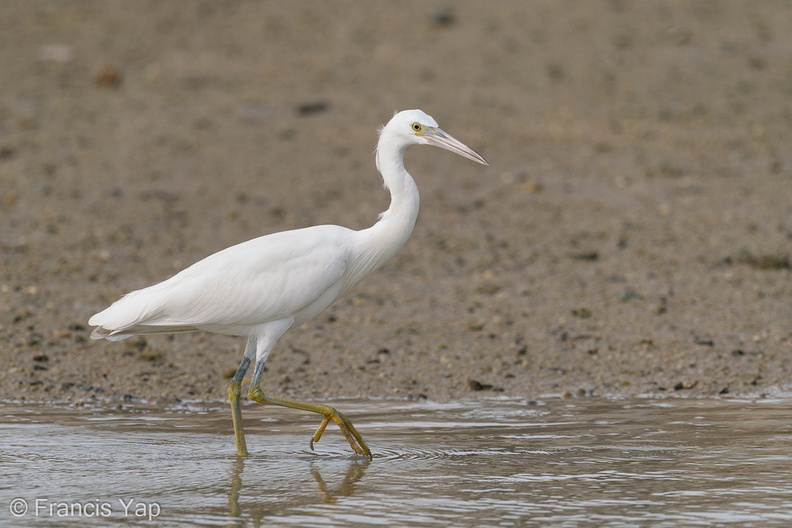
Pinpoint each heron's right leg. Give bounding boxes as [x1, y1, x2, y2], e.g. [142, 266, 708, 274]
[247, 358, 371, 457]
[229, 337, 256, 457]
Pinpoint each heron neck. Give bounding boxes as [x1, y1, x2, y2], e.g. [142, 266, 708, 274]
[379, 143, 420, 237]
[356, 142, 420, 269]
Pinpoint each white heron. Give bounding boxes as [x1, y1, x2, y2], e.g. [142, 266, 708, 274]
[89, 109, 488, 457]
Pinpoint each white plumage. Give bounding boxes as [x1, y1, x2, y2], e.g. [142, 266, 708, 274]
[89, 109, 488, 457]
[91, 226, 354, 339]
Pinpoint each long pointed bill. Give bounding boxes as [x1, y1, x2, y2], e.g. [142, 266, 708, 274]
[425, 128, 489, 165]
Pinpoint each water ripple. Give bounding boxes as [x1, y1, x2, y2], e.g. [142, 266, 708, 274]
[2, 397, 792, 527]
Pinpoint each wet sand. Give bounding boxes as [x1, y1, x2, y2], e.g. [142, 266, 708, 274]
[1, 1, 790, 404]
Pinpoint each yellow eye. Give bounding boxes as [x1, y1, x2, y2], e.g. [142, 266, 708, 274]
[412, 123, 422, 132]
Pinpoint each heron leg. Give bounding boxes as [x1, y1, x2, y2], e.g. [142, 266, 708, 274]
[228, 337, 255, 457]
[247, 360, 371, 458]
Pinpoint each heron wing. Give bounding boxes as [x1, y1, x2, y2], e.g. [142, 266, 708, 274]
[90, 225, 353, 339]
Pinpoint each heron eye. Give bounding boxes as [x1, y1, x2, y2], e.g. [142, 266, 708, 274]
[412, 123, 422, 132]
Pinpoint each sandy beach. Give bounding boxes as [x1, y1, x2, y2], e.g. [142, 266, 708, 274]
[1, 1, 790, 405]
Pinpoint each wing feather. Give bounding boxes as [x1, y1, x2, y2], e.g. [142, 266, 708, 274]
[90, 225, 353, 339]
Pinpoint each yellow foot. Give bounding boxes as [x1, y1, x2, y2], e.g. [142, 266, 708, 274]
[248, 386, 372, 458]
[309, 410, 371, 458]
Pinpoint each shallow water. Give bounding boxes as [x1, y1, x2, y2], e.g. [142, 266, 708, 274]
[2, 397, 792, 527]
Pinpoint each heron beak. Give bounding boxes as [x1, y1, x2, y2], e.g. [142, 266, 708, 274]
[425, 128, 489, 166]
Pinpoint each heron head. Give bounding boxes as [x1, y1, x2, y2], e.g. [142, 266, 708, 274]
[383, 109, 489, 166]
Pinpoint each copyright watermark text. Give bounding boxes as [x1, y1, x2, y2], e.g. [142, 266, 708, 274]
[9, 497, 160, 521]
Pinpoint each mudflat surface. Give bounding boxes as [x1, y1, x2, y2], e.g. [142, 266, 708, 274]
[1, 1, 790, 404]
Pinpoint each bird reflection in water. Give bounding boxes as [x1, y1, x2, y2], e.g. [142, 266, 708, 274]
[226, 456, 371, 526]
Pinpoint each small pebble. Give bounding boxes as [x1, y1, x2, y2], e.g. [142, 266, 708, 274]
[297, 101, 329, 116]
[96, 66, 122, 88]
[430, 8, 456, 27]
[467, 379, 493, 391]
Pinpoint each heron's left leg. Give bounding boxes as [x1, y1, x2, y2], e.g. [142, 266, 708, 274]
[247, 358, 371, 458]
[229, 337, 256, 457]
